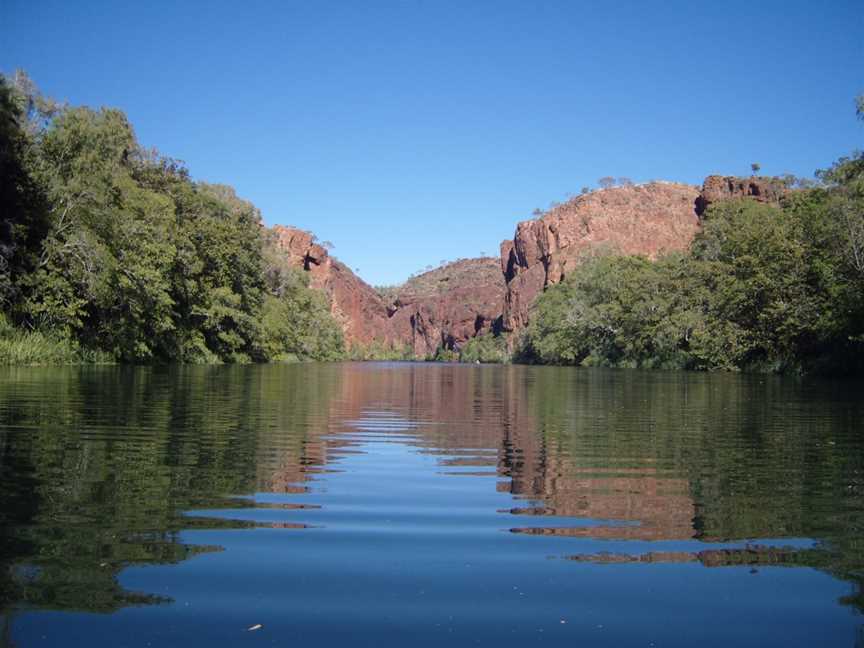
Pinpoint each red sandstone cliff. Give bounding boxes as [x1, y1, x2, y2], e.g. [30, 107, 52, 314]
[695, 175, 787, 216]
[499, 182, 703, 332]
[499, 176, 791, 334]
[270, 225, 396, 347]
[384, 258, 505, 357]
[269, 227, 504, 355]
[272, 175, 788, 351]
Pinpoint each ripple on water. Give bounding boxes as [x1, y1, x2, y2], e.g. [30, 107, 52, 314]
[0, 363, 862, 647]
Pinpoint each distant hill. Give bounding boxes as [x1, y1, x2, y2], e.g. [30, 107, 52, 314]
[379, 257, 504, 305]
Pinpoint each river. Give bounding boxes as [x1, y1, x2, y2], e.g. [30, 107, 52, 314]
[0, 363, 861, 646]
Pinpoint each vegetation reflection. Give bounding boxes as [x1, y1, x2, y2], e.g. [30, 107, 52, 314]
[0, 364, 861, 620]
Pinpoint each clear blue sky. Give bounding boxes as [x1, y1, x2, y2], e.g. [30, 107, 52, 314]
[2, 0, 862, 285]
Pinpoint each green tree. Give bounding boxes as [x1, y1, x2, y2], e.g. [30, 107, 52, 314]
[17, 106, 178, 360]
[260, 274, 344, 361]
[0, 75, 51, 311]
[690, 199, 822, 370]
[1, 70, 347, 365]
[526, 253, 705, 369]
[459, 332, 507, 363]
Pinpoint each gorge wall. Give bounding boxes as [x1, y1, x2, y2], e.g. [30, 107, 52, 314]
[273, 175, 787, 356]
[498, 175, 789, 335]
[385, 258, 506, 358]
[270, 226, 505, 356]
[499, 182, 702, 333]
[271, 225, 395, 347]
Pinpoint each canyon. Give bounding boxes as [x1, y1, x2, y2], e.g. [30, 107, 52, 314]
[271, 226, 505, 356]
[272, 175, 787, 357]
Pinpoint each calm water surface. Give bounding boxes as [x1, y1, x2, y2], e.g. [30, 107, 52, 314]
[0, 363, 862, 647]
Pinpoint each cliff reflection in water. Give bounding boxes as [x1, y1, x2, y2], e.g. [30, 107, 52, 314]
[262, 363, 863, 609]
[0, 363, 862, 623]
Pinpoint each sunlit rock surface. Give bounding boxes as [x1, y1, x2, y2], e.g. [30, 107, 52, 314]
[499, 183, 702, 332]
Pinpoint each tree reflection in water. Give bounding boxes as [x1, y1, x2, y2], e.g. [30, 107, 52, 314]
[0, 363, 862, 628]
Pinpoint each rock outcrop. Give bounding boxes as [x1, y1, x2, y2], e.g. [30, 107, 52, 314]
[385, 258, 505, 357]
[271, 225, 396, 347]
[499, 182, 702, 332]
[273, 175, 789, 352]
[695, 175, 787, 216]
[270, 227, 504, 355]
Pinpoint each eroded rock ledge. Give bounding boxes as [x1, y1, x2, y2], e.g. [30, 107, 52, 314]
[695, 175, 787, 217]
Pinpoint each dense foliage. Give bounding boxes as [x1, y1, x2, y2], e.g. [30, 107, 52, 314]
[0, 72, 344, 363]
[523, 109, 864, 374]
[457, 332, 508, 363]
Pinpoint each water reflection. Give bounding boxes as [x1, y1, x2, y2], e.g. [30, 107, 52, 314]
[0, 363, 862, 645]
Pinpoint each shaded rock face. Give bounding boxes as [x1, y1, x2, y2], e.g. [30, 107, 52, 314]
[695, 175, 787, 216]
[386, 258, 506, 357]
[271, 225, 395, 347]
[499, 183, 703, 332]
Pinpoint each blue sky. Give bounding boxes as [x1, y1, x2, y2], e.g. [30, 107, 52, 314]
[2, 0, 862, 285]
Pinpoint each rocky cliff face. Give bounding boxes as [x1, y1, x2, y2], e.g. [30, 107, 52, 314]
[270, 227, 504, 355]
[695, 175, 787, 216]
[499, 182, 702, 332]
[274, 175, 787, 352]
[271, 225, 396, 347]
[385, 258, 505, 357]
